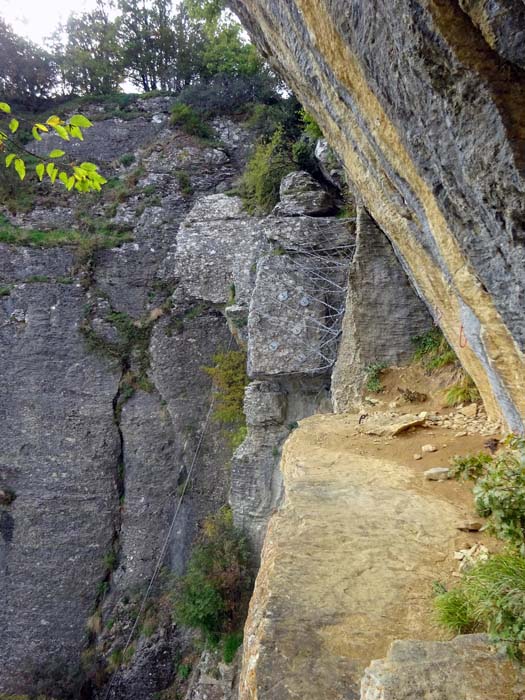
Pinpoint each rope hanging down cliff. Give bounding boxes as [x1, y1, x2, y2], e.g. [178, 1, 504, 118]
[103, 335, 233, 700]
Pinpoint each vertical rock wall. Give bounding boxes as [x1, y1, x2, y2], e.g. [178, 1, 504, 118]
[332, 208, 433, 411]
[0, 108, 252, 696]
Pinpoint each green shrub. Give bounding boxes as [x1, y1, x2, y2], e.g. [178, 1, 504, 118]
[239, 126, 295, 214]
[176, 170, 193, 197]
[474, 437, 525, 551]
[435, 551, 525, 658]
[412, 328, 458, 371]
[172, 508, 253, 645]
[246, 99, 301, 141]
[450, 452, 493, 481]
[300, 109, 323, 140]
[177, 663, 192, 680]
[203, 350, 248, 426]
[291, 137, 318, 174]
[103, 549, 118, 571]
[170, 103, 213, 140]
[365, 362, 387, 393]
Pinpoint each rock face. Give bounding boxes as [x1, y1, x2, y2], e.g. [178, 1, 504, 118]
[361, 634, 525, 700]
[229, 0, 525, 433]
[173, 193, 355, 550]
[0, 271, 121, 682]
[0, 95, 360, 695]
[231, 213, 355, 548]
[0, 103, 251, 697]
[332, 208, 433, 411]
[238, 413, 475, 700]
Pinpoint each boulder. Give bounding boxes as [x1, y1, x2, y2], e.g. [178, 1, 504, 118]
[361, 635, 525, 700]
[273, 170, 334, 216]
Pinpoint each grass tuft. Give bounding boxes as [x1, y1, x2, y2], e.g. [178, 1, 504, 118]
[445, 376, 480, 406]
[435, 551, 525, 658]
[412, 328, 458, 371]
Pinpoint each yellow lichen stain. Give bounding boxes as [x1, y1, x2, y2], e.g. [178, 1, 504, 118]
[250, 0, 525, 427]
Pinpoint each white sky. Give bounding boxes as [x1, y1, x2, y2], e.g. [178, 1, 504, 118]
[0, 0, 102, 44]
[0, 0, 192, 45]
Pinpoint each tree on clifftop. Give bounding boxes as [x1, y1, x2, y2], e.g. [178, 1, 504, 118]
[53, 0, 123, 95]
[0, 18, 56, 109]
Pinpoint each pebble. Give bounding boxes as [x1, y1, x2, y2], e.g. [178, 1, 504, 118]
[424, 467, 451, 481]
[421, 444, 438, 453]
[413, 453, 422, 461]
[455, 431, 467, 438]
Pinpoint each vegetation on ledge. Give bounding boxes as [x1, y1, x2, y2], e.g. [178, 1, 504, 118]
[0, 214, 132, 249]
[436, 437, 525, 659]
[172, 507, 253, 662]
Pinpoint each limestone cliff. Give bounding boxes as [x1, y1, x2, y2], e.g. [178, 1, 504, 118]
[1, 98, 243, 697]
[229, 0, 525, 433]
[0, 96, 364, 697]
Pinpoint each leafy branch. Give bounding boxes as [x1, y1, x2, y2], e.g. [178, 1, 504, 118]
[0, 101, 106, 193]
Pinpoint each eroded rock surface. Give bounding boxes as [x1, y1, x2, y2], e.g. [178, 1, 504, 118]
[0, 105, 249, 698]
[273, 170, 334, 216]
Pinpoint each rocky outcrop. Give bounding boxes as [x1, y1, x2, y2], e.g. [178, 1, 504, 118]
[173, 188, 355, 549]
[229, 0, 525, 433]
[239, 413, 483, 700]
[332, 208, 433, 411]
[361, 634, 525, 700]
[459, 0, 525, 69]
[1, 92, 361, 693]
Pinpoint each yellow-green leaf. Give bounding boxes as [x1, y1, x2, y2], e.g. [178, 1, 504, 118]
[35, 163, 45, 181]
[46, 115, 61, 126]
[66, 176, 75, 191]
[14, 158, 26, 181]
[74, 166, 87, 179]
[32, 126, 42, 142]
[48, 149, 65, 158]
[5, 153, 16, 167]
[0, 102, 11, 114]
[59, 171, 69, 186]
[69, 125, 84, 140]
[35, 123, 48, 132]
[48, 165, 59, 184]
[69, 114, 93, 128]
[53, 124, 70, 141]
[80, 161, 97, 171]
[9, 118, 19, 134]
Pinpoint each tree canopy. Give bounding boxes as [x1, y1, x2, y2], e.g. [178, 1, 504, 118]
[0, 0, 269, 102]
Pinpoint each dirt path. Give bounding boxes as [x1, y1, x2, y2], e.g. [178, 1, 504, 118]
[239, 411, 497, 700]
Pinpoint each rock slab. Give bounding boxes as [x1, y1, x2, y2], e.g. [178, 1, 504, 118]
[239, 413, 474, 700]
[361, 634, 525, 700]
